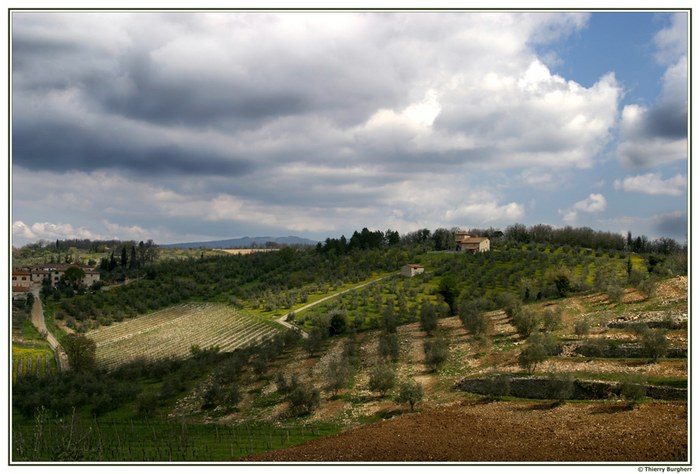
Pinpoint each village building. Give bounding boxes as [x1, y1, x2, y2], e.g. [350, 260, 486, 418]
[11, 269, 32, 298]
[12, 264, 101, 293]
[454, 232, 490, 253]
[401, 264, 425, 277]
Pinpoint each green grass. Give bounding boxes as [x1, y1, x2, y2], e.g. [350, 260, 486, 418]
[12, 415, 341, 461]
[12, 344, 56, 381]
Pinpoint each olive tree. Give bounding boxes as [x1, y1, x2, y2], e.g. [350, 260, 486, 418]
[396, 379, 423, 411]
[61, 333, 96, 373]
[423, 336, 449, 371]
[368, 364, 396, 397]
[518, 342, 547, 374]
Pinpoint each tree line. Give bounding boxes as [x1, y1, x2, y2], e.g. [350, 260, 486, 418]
[502, 223, 684, 255]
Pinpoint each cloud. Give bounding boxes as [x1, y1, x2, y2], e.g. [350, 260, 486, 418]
[559, 193, 607, 224]
[617, 14, 687, 169]
[599, 210, 687, 242]
[653, 12, 688, 65]
[12, 12, 618, 181]
[12, 220, 106, 242]
[519, 170, 553, 186]
[614, 173, 687, 196]
[573, 193, 607, 213]
[12, 12, 684, 246]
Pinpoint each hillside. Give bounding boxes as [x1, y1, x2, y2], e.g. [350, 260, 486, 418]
[192, 277, 687, 462]
[161, 235, 318, 249]
[11, 232, 688, 462]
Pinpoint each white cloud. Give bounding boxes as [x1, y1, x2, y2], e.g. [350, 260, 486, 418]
[559, 193, 607, 224]
[614, 173, 687, 196]
[519, 170, 552, 186]
[445, 201, 525, 223]
[617, 15, 687, 169]
[12, 221, 106, 242]
[15, 12, 686, 246]
[573, 193, 607, 213]
[653, 12, 688, 65]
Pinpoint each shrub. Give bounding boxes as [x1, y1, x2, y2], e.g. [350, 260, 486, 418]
[528, 332, 559, 356]
[288, 383, 320, 416]
[324, 356, 350, 397]
[542, 307, 562, 332]
[419, 299, 438, 334]
[423, 336, 449, 371]
[328, 309, 348, 336]
[574, 319, 590, 337]
[396, 379, 423, 411]
[136, 391, 159, 417]
[518, 343, 547, 374]
[512, 308, 540, 337]
[620, 375, 647, 408]
[641, 329, 670, 362]
[459, 300, 490, 336]
[497, 292, 522, 317]
[368, 364, 396, 397]
[606, 284, 625, 304]
[378, 332, 400, 362]
[546, 373, 575, 404]
[304, 327, 327, 357]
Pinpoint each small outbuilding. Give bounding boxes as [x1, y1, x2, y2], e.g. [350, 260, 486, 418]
[401, 264, 425, 277]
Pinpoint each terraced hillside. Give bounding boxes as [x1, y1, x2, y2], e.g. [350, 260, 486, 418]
[89, 303, 281, 369]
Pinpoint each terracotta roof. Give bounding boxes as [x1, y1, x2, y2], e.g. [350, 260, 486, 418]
[457, 237, 488, 244]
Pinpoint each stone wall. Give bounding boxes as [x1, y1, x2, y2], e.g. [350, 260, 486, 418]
[455, 376, 687, 401]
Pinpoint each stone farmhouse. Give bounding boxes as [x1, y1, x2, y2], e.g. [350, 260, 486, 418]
[454, 232, 490, 253]
[12, 264, 100, 296]
[401, 264, 425, 277]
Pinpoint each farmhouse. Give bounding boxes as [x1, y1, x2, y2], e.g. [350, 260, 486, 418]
[454, 232, 490, 253]
[12, 264, 101, 289]
[11, 269, 32, 297]
[401, 264, 425, 277]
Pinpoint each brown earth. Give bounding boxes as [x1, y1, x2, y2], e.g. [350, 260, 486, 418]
[244, 400, 688, 462]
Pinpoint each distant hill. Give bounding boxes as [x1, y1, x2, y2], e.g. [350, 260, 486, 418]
[161, 236, 319, 249]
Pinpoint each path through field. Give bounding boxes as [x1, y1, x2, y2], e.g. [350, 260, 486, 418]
[275, 273, 396, 338]
[30, 286, 69, 371]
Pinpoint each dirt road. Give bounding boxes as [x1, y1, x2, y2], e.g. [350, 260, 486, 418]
[275, 274, 394, 338]
[30, 286, 69, 371]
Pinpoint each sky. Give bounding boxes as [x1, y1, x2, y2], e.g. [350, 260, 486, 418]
[9, 9, 689, 246]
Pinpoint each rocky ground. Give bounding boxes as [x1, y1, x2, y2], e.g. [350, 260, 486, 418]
[244, 400, 688, 462]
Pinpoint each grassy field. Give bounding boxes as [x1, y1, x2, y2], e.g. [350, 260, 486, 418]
[12, 344, 57, 381]
[88, 303, 283, 369]
[12, 414, 339, 461]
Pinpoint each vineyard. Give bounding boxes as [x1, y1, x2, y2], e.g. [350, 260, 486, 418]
[88, 304, 282, 369]
[12, 412, 338, 462]
[12, 345, 57, 381]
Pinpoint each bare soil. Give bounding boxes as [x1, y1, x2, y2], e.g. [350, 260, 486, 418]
[245, 400, 687, 462]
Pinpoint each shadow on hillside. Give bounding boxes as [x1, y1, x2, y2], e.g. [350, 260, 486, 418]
[588, 403, 635, 414]
[514, 401, 561, 411]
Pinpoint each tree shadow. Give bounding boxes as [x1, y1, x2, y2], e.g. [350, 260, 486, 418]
[514, 401, 560, 411]
[589, 402, 635, 414]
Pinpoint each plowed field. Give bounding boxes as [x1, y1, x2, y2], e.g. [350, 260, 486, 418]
[245, 400, 687, 462]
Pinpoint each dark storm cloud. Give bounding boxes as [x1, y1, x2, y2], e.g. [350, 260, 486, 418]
[655, 212, 687, 241]
[12, 121, 254, 177]
[637, 103, 687, 140]
[88, 50, 314, 128]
